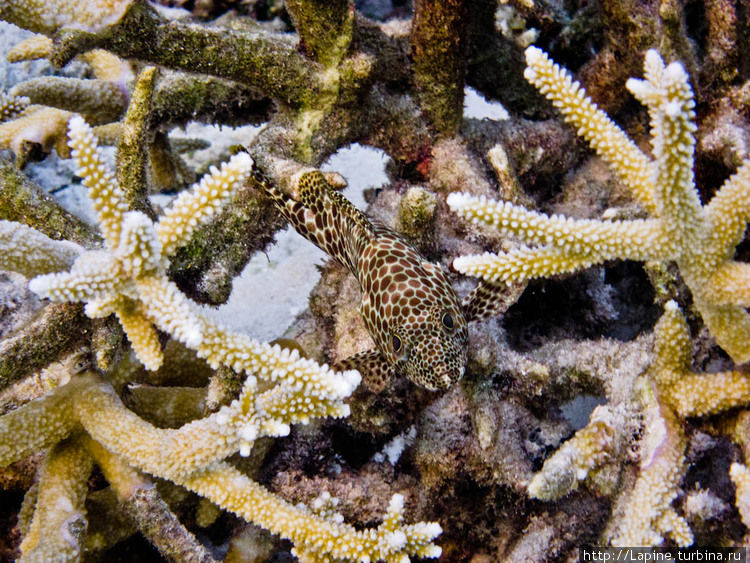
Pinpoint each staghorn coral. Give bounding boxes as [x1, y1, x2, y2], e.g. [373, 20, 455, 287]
[0, 369, 441, 561]
[0, 113, 444, 561]
[529, 300, 750, 546]
[4, 0, 750, 559]
[449, 47, 750, 364]
[28, 116, 253, 370]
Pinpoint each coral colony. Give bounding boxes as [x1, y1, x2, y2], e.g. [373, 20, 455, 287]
[1, 0, 750, 559]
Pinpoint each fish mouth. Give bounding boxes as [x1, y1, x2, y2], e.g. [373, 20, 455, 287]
[436, 365, 465, 390]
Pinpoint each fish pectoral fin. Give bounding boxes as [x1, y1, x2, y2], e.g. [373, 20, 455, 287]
[463, 279, 527, 322]
[335, 349, 395, 393]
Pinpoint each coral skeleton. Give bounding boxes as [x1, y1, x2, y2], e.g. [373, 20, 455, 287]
[527, 404, 622, 501]
[529, 300, 750, 546]
[449, 47, 750, 364]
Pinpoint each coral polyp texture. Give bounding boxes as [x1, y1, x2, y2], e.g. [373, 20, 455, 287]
[449, 47, 750, 364]
[4, 0, 750, 558]
[0, 116, 448, 561]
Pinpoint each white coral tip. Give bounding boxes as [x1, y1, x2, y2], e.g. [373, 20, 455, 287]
[422, 545, 442, 558]
[665, 101, 683, 119]
[27, 275, 51, 296]
[240, 423, 258, 442]
[229, 151, 253, 171]
[644, 49, 663, 67]
[386, 530, 407, 550]
[664, 61, 688, 84]
[665, 300, 679, 312]
[524, 45, 543, 65]
[388, 493, 405, 512]
[183, 326, 202, 347]
[67, 114, 88, 136]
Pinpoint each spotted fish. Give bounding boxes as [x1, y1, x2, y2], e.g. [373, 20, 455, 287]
[254, 169, 513, 391]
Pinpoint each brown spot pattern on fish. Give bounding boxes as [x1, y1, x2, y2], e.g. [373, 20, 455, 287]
[255, 169, 468, 391]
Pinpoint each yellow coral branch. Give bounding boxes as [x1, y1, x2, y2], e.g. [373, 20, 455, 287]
[181, 463, 442, 562]
[448, 192, 674, 257]
[0, 372, 440, 562]
[704, 261, 750, 306]
[665, 372, 750, 418]
[705, 159, 750, 262]
[20, 437, 93, 561]
[156, 152, 253, 257]
[454, 245, 609, 284]
[611, 396, 691, 547]
[68, 114, 127, 246]
[626, 51, 702, 242]
[114, 301, 163, 371]
[524, 46, 656, 211]
[0, 220, 82, 277]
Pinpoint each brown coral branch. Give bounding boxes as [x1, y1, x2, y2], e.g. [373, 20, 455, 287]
[9, 77, 129, 125]
[51, 0, 324, 107]
[0, 303, 88, 391]
[411, 0, 470, 136]
[286, 0, 353, 66]
[116, 66, 158, 219]
[150, 71, 273, 129]
[0, 158, 99, 246]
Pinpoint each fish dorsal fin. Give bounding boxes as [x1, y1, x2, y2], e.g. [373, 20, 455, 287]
[254, 169, 373, 275]
[463, 280, 526, 322]
[334, 348, 395, 393]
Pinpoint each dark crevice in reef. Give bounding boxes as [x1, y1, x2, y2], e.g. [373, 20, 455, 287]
[502, 261, 659, 351]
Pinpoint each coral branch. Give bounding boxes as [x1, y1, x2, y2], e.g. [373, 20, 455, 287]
[83, 438, 219, 563]
[0, 220, 82, 278]
[523, 45, 656, 211]
[10, 77, 129, 124]
[0, 371, 439, 562]
[411, 0, 470, 135]
[51, 1, 323, 107]
[19, 438, 92, 561]
[116, 66, 158, 218]
[0, 0, 133, 34]
[286, 0, 353, 66]
[0, 303, 88, 392]
[452, 48, 750, 363]
[181, 464, 442, 562]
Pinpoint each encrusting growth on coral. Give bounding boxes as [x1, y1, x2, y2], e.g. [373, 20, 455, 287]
[449, 47, 750, 364]
[529, 300, 750, 546]
[527, 405, 621, 501]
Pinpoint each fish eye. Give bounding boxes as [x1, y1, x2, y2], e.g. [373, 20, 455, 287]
[442, 312, 454, 330]
[392, 334, 402, 353]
